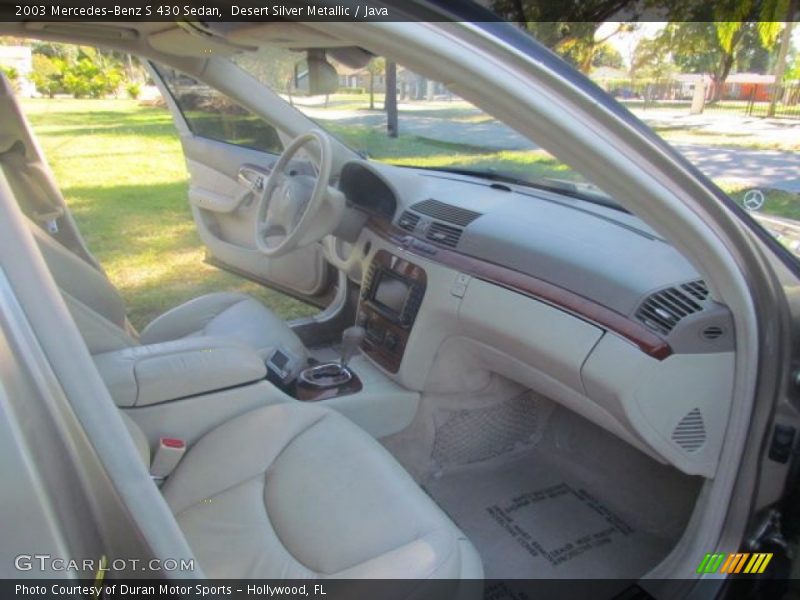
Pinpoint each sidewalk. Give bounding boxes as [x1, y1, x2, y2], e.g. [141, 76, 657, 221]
[670, 144, 800, 193]
[629, 107, 800, 149]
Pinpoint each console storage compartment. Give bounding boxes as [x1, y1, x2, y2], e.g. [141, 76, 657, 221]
[93, 336, 267, 407]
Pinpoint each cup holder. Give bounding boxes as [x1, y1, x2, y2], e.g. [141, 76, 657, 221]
[298, 362, 353, 389]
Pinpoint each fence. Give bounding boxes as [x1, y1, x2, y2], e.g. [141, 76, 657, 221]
[744, 83, 800, 119]
[608, 79, 800, 119]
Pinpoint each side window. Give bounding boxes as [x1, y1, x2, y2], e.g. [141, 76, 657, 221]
[154, 64, 283, 155]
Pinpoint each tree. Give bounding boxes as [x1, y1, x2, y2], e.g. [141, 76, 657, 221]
[767, 0, 797, 115]
[661, 0, 789, 100]
[61, 48, 123, 98]
[235, 46, 297, 102]
[786, 51, 800, 81]
[0, 65, 18, 81]
[490, 0, 637, 32]
[556, 23, 634, 73]
[654, 20, 778, 101]
[366, 57, 385, 110]
[30, 54, 66, 98]
[385, 60, 398, 138]
[488, 1, 638, 73]
[630, 37, 676, 82]
[592, 42, 624, 69]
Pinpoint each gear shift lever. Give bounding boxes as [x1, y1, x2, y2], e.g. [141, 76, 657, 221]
[297, 326, 364, 392]
[339, 326, 365, 369]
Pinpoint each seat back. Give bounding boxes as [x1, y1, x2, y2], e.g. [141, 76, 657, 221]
[0, 73, 98, 264]
[29, 220, 138, 353]
[0, 73, 137, 353]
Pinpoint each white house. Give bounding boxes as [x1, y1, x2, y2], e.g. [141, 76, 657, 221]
[0, 46, 34, 97]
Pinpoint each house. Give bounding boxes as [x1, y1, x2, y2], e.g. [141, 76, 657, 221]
[0, 45, 34, 97]
[336, 63, 450, 100]
[674, 72, 776, 102]
[724, 73, 776, 102]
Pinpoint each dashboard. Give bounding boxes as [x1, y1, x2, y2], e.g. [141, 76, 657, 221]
[336, 159, 736, 479]
[339, 162, 397, 220]
[338, 159, 733, 358]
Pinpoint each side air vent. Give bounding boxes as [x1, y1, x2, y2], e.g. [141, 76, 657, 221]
[635, 279, 708, 335]
[397, 211, 420, 233]
[411, 199, 482, 227]
[671, 408, 706, 453]
[426, 222, 462, 248]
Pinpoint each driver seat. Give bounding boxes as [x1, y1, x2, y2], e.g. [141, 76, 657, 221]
[29, 219, 309, 359]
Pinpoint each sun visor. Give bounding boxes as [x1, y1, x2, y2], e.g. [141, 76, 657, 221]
[226, 22, 348, 48]
[148, 25, 254, 57]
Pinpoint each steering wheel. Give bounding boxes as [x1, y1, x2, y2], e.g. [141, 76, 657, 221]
[254, 130, 336, 257]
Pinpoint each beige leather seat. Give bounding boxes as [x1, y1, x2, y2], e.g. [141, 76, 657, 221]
[30, 220, 308, 359]
[124, 403, 482, 579]
[0, 72, 305, 361]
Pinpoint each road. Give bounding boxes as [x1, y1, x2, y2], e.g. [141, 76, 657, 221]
[671, 145, 800, 194]
[311, 108, 800, 194]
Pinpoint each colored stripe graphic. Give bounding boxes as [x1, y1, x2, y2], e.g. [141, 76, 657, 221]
[698, 552, 773, 574]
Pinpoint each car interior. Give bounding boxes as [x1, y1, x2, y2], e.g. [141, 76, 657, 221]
[0, 19, 756, 587]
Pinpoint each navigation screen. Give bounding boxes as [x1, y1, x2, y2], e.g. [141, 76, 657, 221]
[373, 272, 410, 315]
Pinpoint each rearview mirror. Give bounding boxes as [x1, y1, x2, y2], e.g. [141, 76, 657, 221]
[295, 50, 339, 96]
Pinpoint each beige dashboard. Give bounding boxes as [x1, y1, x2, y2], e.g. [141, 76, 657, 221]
[326, 223, 734, 479]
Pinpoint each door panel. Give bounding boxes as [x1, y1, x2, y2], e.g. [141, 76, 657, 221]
[150, 63, 333, 302]
[183, 136, 330, 297]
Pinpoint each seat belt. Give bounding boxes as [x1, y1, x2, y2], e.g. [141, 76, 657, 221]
[0, 137, 106, 273]
[150, 437, 186, 485]
[0, 138, 65, 234]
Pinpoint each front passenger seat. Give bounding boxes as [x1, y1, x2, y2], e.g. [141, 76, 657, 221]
[0, 72, 307, 360]
[123, 402, 483, 580]
[29, 220, 308, 360]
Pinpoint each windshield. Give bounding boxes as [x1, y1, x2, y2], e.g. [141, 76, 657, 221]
[233, 48, 608, 202]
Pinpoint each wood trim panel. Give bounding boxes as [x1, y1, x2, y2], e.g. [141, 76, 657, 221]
[368, 218, 672, 361]
[359, 249, 427, 373]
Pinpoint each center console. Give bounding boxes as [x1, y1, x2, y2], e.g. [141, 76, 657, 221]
[357, 250, 427, 373]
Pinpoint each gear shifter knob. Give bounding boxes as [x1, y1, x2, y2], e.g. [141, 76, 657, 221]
[340, 326, 365, 368]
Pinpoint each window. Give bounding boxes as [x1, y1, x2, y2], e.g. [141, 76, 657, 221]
[154, 64, 283, 155]
[232, 48, 606, 201]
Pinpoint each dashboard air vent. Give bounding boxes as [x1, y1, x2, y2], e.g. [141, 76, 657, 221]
[411, 199, 482, 227]
[636, 279, 708, 335]
[680, 280, 709, 302]
[397, 211, 420, 233]
[426, 222, 462, 248]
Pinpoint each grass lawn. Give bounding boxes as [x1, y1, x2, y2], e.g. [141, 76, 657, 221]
[21, 98, 317, 331]
[322, 123, 578, 181]
[721, 185, 800, 221]
[652, 126, 800, 152]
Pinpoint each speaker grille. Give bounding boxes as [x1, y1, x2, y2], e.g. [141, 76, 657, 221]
[671, 408, 706, 452]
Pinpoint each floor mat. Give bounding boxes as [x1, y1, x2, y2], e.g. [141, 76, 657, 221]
[424, 449, 679, 580]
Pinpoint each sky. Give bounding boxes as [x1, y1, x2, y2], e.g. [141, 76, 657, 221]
[596, 22, 664, 67]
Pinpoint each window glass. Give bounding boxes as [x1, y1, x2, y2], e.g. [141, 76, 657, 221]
[232, 40, 800, 265]
[154, 64, 283, 155]
[232, 49, 606, 200]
